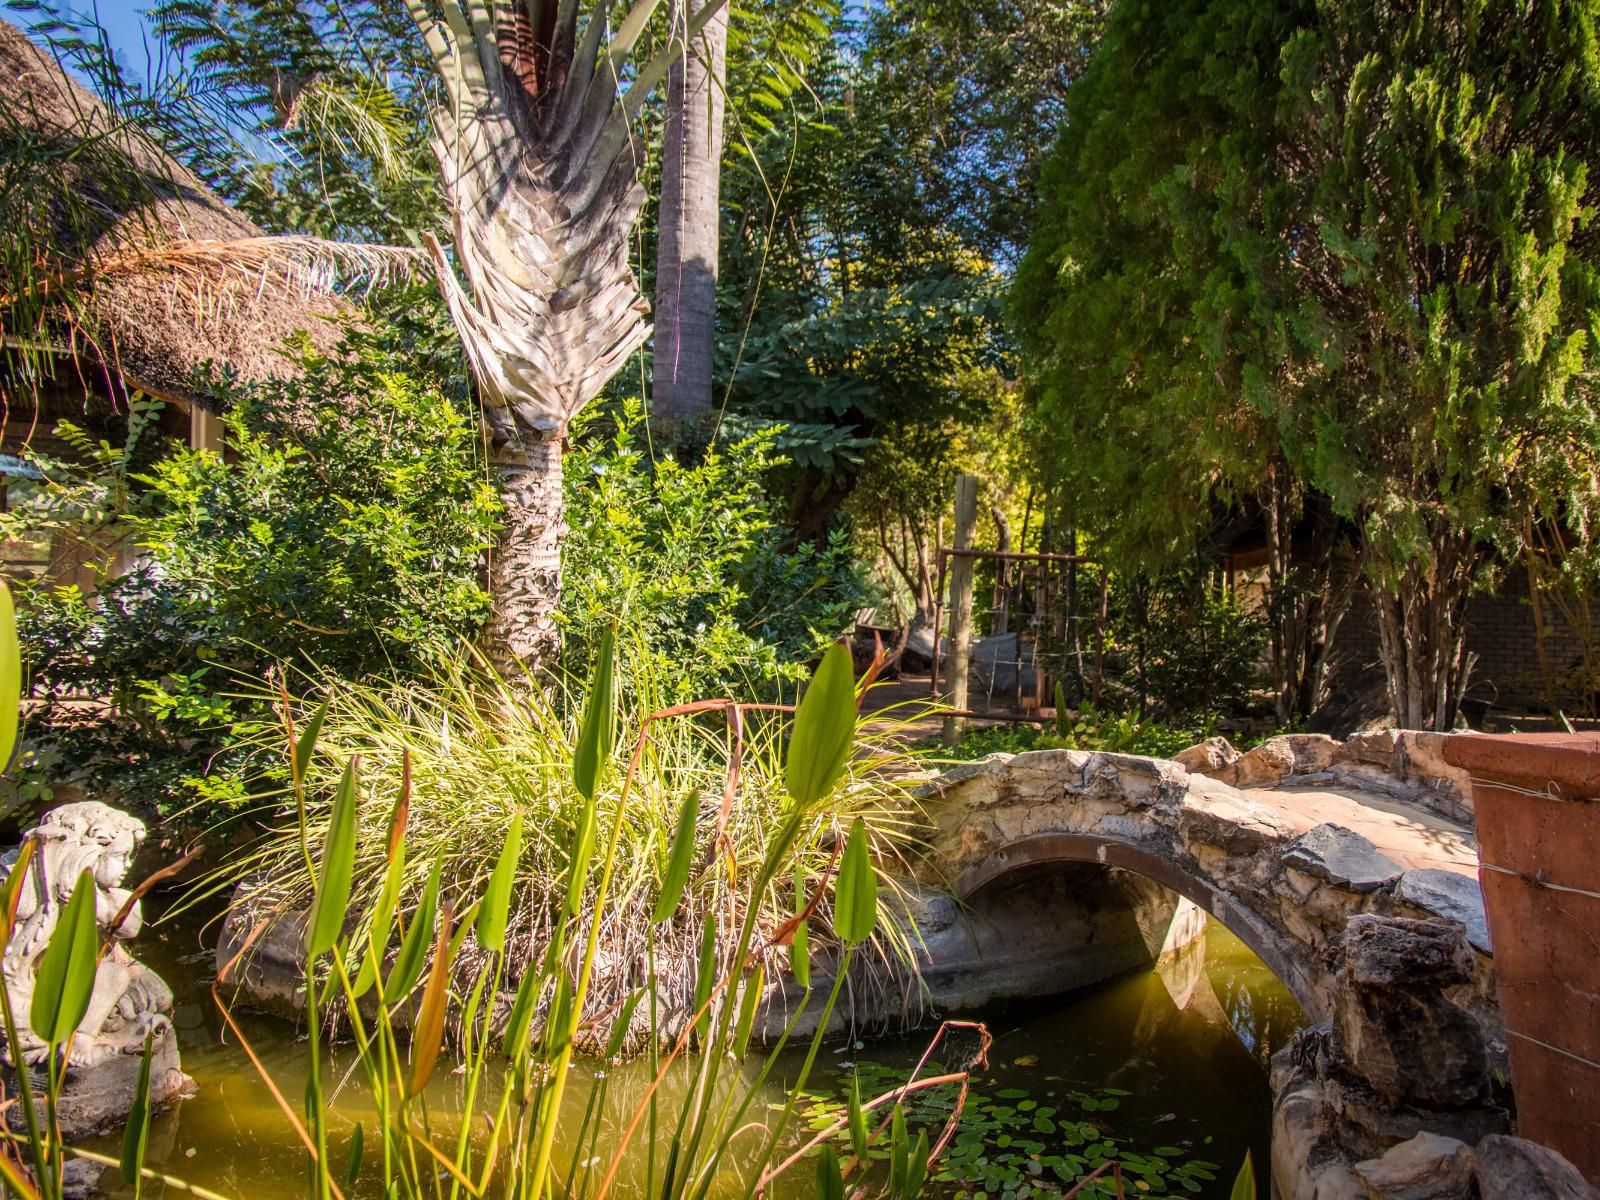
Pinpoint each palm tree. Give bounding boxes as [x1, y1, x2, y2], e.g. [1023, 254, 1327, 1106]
[652, 0, 728, 428]
[406, 0, 729, 676]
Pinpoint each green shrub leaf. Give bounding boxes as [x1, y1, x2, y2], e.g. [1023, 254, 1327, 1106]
[307, 757, 359, 957]
[1230, 1152, 1256, 1200]
[784, 642, 856, 807]
[833, 817, 879, 945]
[652, 791, 700, 923]
[475, 813, 523, 953]
[30, 869, 99, 1046]
[571, 629, 616, 803]
[0, 581, 19, 775]
[120, 1031, 155, 1199]
[383, 859, 441, 1003]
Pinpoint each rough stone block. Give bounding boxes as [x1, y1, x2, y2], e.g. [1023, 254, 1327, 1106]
[1173, 736, 1240, 776]
[1474, 1135, 1600, 1200]
[1354, 1133, 1474, 1199]
[1283, 824, 1404, 893]
[1231, 738, 1297, 787]
[1334, 916, 1488, 1108]
[1394, 869, 1492, 954]
[1341, 729, 1401, 769]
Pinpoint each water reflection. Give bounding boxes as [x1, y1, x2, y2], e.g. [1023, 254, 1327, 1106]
[90, 906, 1303, 1199]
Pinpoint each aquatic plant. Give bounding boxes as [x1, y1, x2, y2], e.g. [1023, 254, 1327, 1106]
[203, 639, 988, 1200]
[801, 1058, 1231, 1199]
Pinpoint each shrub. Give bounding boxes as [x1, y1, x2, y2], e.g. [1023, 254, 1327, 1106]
[1110, 575, 1268, 720]
[560, 402, 874, 703]
[8, 332, 498, 818]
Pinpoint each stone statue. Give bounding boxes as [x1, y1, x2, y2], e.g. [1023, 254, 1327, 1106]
[0, 802, 190, 1135]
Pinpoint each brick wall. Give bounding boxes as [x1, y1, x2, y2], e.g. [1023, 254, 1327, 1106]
[1333, 570, 1596, 714]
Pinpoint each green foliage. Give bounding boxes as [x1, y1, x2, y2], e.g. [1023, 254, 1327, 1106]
[560, 403, 872, 703]
[8, 330, 496, 819]
[1110, 578, 1268, 720]
[204, 644, 955, 1200]
[1016, 0, 1600, 728]
[220, 650, 924, 1034]
[785, 642, 859, 807]
[802, 1062, 1226, 1198]
[715, 33, 1016, 536]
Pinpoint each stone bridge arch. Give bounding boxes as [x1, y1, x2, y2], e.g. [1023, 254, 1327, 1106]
[915, 748, 1495, 1024]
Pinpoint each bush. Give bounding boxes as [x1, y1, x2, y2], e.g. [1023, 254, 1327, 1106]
[1110, 574, 1268, 719]
[9, 331, 499, 818]
[560, 402, 875, 703]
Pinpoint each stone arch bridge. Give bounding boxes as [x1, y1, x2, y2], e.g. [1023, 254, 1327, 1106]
[904, 748, 1515, 1199]
[910, 748, 1493, 1025]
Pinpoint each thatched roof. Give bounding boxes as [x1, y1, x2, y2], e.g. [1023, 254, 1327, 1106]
[0, 18, 352, 412]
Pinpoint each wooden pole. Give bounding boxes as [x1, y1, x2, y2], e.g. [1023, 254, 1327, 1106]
[942, 474, 980, 745]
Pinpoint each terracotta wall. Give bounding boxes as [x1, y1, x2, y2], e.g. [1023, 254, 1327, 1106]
[1444, 734, 1600, 1183]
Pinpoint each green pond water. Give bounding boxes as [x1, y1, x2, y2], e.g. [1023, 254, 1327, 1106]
[86, 907, 1304, 1199]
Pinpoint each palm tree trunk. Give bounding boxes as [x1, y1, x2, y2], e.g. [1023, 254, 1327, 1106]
[406, 0, 734, 676]
[652, 0, 727, 427]
[483, 437, 564, 676]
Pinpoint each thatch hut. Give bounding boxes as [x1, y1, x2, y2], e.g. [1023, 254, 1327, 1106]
[0, 17, 364, 587]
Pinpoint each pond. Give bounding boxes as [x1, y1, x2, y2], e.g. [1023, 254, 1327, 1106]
[86, 904, 1305, 1199]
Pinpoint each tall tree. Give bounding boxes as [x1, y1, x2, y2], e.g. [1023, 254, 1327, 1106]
[403, 0, 728, 674]
[1245, 0, 1600, 729]
[652, 0, 727, 426]
[1018, 0, 1600, 731]
[1013, 0, 1352, 724]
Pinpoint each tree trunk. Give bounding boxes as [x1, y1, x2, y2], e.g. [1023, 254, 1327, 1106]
[482, 437, 564, 677]
[407, 0, 730, 676]
[1369, 530, 1479, 731]
[652, 0, 728, 427]
[1262, 465, 1356, 724]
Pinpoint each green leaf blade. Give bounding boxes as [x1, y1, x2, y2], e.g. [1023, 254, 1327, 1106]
[383, 859, 441, 1004]
[832, 817, 879, 945]
[652, 791, 700, 923]
[784, 643, 857, 807]
[307, 757, 360, 957]
[1230, 1152, 1256, 1200]
[0, 581, 19, 774]
[475, 812, 523, 953]
[120, 1031, 156, 1198]
[30, 869, 100, 1046]
[571, 630, 617, 803]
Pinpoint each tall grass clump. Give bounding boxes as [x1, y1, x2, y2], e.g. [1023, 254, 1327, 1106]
[207, 641, 934, 1045]
[205, 638, 997, 1200]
